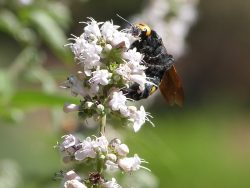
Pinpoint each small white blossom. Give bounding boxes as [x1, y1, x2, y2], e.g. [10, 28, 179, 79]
[64, 170, 81, 181]
[101, 178, 121, 188]
[81, 43, 102, 73]
[123, 48, 143, 63]
[105, 160, 119, 171]
[128, 106, 150, 132]
[104, 44, 113, 51]
[64, 180, 87, 188]
[109, 91, 127, 112]
[106, 153, 117, 162]
[109, 138, 122, 148]
[84, 18, 102, 38]
[116, 51, 152, 91]
[59, 134, 79, 151]
[118, 154, 142, 173]
[129, 74, 148, 91]
[90, 69, 112, 85]
[96, 104, 105, 114]
[74, 137, 96, 161]
[69, 36, 87, 60]
[69, 36, 102, 76]
[92, 136, 109, 153]
[63, 170, 85, 188]
[119, 105, 130, 117]
[111, 31, 137, 49]
[101, 21, 120, 42]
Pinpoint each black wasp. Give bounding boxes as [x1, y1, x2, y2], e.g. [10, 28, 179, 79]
[117, 15, 184, 106]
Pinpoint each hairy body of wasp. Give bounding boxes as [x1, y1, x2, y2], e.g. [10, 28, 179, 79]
[116, 14, 184, 106]
[124, 28, 174, 100]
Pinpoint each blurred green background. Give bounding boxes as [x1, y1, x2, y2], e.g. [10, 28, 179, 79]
[1, 0, 250, 188]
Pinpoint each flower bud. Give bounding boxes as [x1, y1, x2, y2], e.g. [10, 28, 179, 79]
[64, 170, 81, 181]
[64, 180, 87, 188]
[115, 144, 129, 157]
[118, 154, 141, 173]
[63, 103, 80, 113]
[106, 153, 117, 162]
[109, 138, 121, 148]
[85, 101, 94, 109]
[97, 104, 105, 114]
[104, 44, 112, 51]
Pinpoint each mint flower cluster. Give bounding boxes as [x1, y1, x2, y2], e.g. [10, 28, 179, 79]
[57, 135, 148, 187]
[62, 18, 153, 132]
[57, 18, 153, 188]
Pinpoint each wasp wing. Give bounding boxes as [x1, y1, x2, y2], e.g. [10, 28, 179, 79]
[159, 66, 184, 107]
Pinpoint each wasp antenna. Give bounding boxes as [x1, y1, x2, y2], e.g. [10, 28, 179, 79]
[116, 14, 133, 26]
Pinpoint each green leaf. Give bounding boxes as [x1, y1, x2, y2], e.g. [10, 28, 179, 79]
[0, 9, 35, 44]
[0, 69, 14, 105]
[28, 9, 72, 64]
[11, 90, 79, 108]
[47, 2, 72, 30]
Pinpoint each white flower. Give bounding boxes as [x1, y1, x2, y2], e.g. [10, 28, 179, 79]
[119, 105, 130, 117]
[90, 70, 112, 85]
[109, 138, 122, 148]
[123, 48, 143, 63]
[116, 52, 151, 91]
[69, 36, 102, 75]
[74, 136, 110, 160]
[101, 21, 120, 42]
[109, 91, 127, 111]
[92, 136, 109, 153]
[129, 74, 148, 91]
[69, 35, 88, 61]
[106, 153, 117, 162]
[118, 154, 142, 172]
[64, 180, 87, 188]
[81, 43, 102, 73]
[64, 170, 81, 181]
[84, 17, 102, 38]
[128, 106, 151, 132]
[101, 178, 121, 188]
[59, 134, 79, 151]
[105, 160, 119, 171]
[74, 137, 96, 161]
[104, 44, 113, 51]
[111, 31, 136, 49]
[115, 143, 129, 157]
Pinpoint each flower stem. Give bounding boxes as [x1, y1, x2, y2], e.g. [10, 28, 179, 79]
[100, 114, 106, 136]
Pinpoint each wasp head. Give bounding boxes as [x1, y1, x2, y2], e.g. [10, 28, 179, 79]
[116, 14, 151, 38]
[134, 23, 152, 37]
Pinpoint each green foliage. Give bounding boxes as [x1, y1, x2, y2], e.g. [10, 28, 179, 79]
[0, 0, 73, 123]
